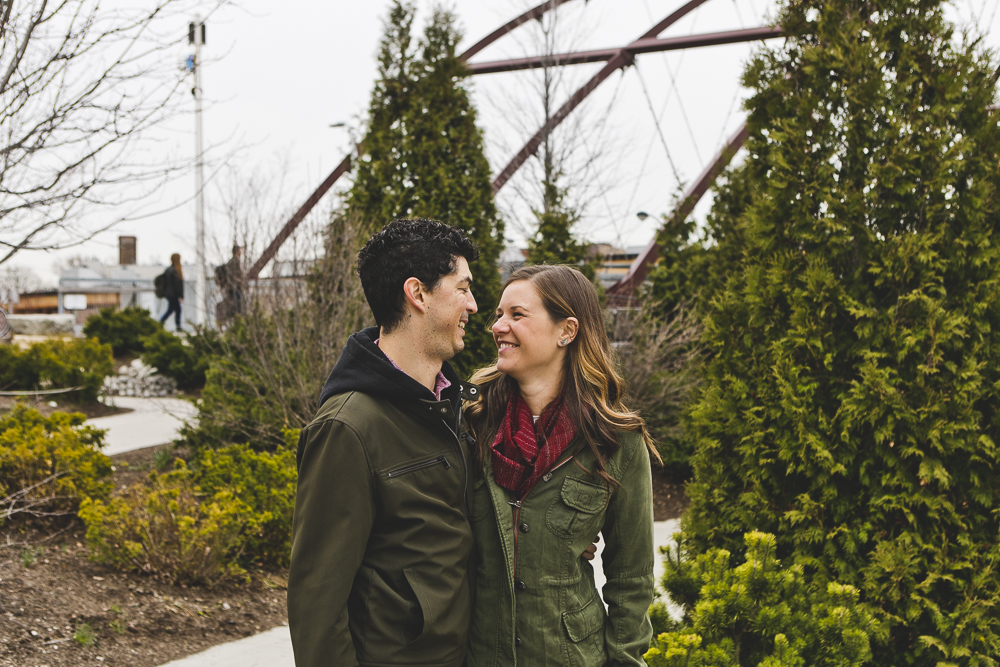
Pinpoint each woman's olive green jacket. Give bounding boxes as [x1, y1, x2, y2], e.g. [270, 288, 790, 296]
[468, 430, 654, 666]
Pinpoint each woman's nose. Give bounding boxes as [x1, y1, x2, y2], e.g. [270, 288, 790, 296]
[491, 317, 507, 334]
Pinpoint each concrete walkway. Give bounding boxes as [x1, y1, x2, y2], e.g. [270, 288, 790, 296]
[156, 519, 683, 667]
[86, 396, 198, 455]
[158, 625, 293, 667]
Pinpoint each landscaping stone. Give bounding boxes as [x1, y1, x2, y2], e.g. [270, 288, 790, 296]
[7, 313, 74, 335]
[102, 358, 177, 397]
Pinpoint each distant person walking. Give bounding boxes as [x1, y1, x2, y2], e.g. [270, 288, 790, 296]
[215, 244, 243, 323]
[158, 254, 185, 331]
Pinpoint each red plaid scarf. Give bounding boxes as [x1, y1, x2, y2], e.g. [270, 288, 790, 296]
[490, 391, 577, 499]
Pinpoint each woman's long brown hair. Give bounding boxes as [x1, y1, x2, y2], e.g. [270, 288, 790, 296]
[466, 265, 660, 490]
[170, 253, 184, 280]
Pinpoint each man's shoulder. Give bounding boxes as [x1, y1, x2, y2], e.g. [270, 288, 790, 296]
[308, 390, 424, 437]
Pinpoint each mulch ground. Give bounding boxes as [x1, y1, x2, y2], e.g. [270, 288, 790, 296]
[1, 443, 688, 667]
[651, 467, 688, 522]
[0, 396, 131, 420]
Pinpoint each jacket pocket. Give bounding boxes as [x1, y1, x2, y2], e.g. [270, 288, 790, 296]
[546, 476, 608, 538]
[562, 595, 605, 642]
[562, 596, 608, 667]
[386, 454, 451, 478]
[350, 566, 423, 661]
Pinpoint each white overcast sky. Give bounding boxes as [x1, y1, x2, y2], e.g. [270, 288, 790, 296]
[11, 0, 1000, 286]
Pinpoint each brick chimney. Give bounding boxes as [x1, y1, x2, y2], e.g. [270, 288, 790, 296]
[119, 236, 137, 265]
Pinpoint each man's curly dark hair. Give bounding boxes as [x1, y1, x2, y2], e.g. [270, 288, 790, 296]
[357, 218, 479, 333]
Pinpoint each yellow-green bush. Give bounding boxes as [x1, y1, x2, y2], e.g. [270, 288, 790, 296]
[79, 431, 298, 584]
[79, 463, 251, 586]
[0, 405, 112, 523]
[646, 532, 877, 667]
[192, 434, 297, 567]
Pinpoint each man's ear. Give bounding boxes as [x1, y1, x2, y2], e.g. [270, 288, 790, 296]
[402, 277, 429, 314]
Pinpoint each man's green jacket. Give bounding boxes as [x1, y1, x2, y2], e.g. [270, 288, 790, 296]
[288, 327, 473, 667]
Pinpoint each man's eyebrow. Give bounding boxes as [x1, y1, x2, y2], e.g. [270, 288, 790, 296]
[458, 274, 473, 285]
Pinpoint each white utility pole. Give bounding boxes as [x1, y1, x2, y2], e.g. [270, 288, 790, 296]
[189, 16, 206, 325]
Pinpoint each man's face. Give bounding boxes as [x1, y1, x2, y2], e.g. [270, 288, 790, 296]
[423, 256, 477, 362]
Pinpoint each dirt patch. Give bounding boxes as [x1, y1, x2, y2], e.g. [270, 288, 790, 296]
[0, 446, 287, 667]
[108, 444, 181, 490]
[651, 468, 689, 521]
[0, 397, 132, 420]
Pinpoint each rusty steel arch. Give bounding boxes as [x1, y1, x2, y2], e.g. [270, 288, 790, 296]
[248, 0, 783, 282]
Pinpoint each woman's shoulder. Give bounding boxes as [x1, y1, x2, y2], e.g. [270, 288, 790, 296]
[604, 429, 649, 477]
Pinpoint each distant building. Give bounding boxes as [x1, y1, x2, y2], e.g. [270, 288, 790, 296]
[591, 244, 644, 291]
[498, 243, 642, 292]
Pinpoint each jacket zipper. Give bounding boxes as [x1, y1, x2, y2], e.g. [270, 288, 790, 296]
[387, 455, 451, 478]
[445, 401, 471, 518]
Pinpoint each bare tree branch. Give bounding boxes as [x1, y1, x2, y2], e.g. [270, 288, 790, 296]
[0, 0, 230, 266]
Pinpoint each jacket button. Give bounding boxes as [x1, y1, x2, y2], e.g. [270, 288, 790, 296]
[519, 522, 529, 533]
[440, 407, 448, 414]
[542, 473, 552, 482]
[515, 637, 522, 647]
[515, 580, 527, 591]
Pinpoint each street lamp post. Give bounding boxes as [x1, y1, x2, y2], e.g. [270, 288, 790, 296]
[189, 17, 207, 326]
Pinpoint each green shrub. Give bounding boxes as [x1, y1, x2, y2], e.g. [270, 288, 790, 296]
[84, 306, 160, 356]
[140, 328, 212, 390]
[181, 315, 327, 452]
[79, 463, 250, 586]
[0, 338, 114, 402]
[680, 0, 1000, 663]
[646, 532, 877, 667]
[192, 433, 297, 567]
[0, 405, 112, 524]
[79, 431, 299, 582]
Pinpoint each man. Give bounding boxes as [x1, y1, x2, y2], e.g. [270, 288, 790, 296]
[288, 218, 480, 667]
[214, 244, 243, 322]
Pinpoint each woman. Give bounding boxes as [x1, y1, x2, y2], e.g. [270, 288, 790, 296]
[465, 265, 659, 666]
[159, 253, 185, 331]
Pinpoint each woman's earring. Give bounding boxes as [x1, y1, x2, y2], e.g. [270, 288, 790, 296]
[559, 339, 569, 346]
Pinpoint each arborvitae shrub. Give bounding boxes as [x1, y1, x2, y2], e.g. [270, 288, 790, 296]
[84, 306, 160, 356]
[646, 532, 877, 667]
[346, 1, 504, 376]
[680, 0, 1000, 663]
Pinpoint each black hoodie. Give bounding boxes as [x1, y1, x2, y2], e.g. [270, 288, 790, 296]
[318, 326, 463, 414]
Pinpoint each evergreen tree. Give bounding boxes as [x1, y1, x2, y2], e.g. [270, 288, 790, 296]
[346, 1, 504, 376]
[525, 176, 591, 272]
[646, 161, 754, 317]
[678, 0, 1000, 664]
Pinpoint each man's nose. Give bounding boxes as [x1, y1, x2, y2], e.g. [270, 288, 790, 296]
[467, 291, 478, 314]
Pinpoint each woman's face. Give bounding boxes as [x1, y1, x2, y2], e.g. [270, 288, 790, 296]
[491, 280, 575, 384]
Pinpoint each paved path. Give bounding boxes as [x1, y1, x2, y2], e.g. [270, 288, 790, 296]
[158, 625, 293, 667]
[86, 396, 198, 455]
[156, 519, 683, 667]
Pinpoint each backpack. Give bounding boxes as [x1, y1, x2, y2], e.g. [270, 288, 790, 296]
[153, 272, 166, 298]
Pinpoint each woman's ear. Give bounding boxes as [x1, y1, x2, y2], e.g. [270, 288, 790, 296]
[561, 317, 579, 344]
[402, 277, 429, 314]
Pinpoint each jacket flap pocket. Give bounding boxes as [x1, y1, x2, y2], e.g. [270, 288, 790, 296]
[560, 477, 607, 514]
[562, 596, 604, 643]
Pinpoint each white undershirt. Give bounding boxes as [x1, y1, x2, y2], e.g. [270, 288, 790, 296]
[532, 415, 539, 423]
